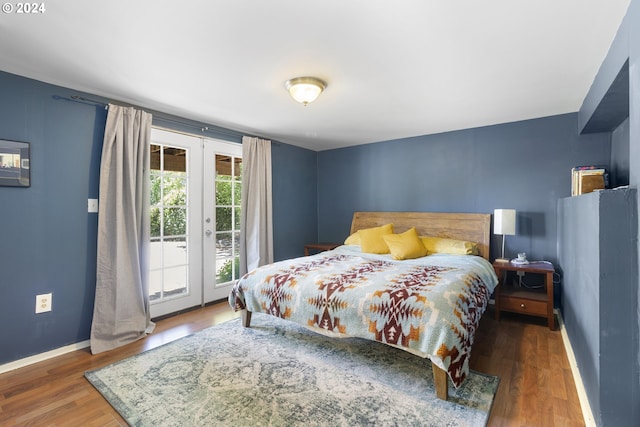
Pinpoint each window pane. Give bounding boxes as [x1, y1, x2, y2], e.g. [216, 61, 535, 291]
[163, 174, 187, 207]
[163, 207, 186, 236]
[149, 238, 162, 270]
[163, 266, 187, 297]
[233, 179, 241, 206]
[233, 232, 240, 280]
[163, 147, 186, 173]
[216, 180, 232, 206]
[150, 207, 161, 237]
[149, 269, 162, 301]
[150, 174, 161, 205]
[216, 232, 232, 256]
[216, 207, 232, 232]
[216, 154, 232, 179]
[216, 232, 233, 283]
[150, 144, 161, 171]
[163, 237, 187, 268]
[235, 158, 242, 177]
[216, 260, 234, 284]
[234, 208, 241, 230]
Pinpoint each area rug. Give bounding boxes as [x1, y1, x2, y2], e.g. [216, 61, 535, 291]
[85, 314, 499, 426]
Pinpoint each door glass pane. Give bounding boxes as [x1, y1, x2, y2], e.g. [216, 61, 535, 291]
[234, 207, 241, 230]
[149, 269, 163, 301]
[163, 175, 187, 206]
[216, 154, 233, 179]
[150, 237, 162, 270]
[214, 153, 241, 286]
[163, 266, 187, 297]
[150, 174, 161, 205]
[149, 141, 189, 303]
[150, 207, 161, 237]
[233, 231, 240, 280]
[216, 207, 232, 231]
[163, 207, 187, 236]
[150, 144, 161, 170]
[163, 237, 187, 268]
[215, 180, 232, 205]
[233, 177, 241, 206]
[163, 147, 186, 173]
[216, 232, 233, 283]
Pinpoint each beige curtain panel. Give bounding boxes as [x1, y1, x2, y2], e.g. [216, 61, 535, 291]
[90, 104, 155, 354]
[240, 136, 274, 275]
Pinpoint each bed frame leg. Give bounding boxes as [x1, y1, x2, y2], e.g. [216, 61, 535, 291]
[241, 310, 252, 327]
[433, 365, 448, 400]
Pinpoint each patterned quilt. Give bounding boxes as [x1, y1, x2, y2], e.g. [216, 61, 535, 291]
[228, 245, 498, 388]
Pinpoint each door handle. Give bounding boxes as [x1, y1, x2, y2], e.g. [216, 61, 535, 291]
[205, 230, 212, 237]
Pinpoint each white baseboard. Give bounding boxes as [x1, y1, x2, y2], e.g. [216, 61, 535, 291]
[0, 340, 91, 375]
[557, 309, 595, 427]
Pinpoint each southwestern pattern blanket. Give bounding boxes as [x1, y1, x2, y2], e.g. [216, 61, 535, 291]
[229, 245, 498, 388]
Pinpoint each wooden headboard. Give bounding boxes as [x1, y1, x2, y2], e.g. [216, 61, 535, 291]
[350, 211, 491, 260]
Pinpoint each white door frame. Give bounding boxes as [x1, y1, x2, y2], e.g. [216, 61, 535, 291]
[149, 128, 203, 318]
[149, 128, 242, 317]
[202, 138, 243, 303]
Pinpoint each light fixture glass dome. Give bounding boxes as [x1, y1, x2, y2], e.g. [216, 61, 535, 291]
[284, 77, 326, 106]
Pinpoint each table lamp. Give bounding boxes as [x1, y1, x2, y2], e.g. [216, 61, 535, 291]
[493, 209, 516, 263]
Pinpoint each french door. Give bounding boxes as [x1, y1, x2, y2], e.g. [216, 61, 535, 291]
[149, 128, 242, 318]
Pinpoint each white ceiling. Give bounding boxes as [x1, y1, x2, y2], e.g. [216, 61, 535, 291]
[0, 0, 631, 151]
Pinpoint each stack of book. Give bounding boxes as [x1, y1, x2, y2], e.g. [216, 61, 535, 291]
[571, 166, 607, 196]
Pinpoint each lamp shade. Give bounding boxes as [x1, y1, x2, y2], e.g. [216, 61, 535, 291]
[494, 209, 516, 235]
[285, 77, 326, 106]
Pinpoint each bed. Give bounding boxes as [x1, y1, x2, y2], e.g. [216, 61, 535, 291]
[228, 211, 498, 400]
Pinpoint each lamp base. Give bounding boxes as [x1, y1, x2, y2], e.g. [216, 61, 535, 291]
[494, 257, 510, 263]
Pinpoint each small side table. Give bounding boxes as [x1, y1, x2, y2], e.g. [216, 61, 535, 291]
[493, 260, 555, 330]
[304, 243, 340, 256]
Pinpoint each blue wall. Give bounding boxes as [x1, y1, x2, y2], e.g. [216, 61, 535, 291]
[559, 188, 638, 426]
[0, 72, 105, 364]
[0, 70, 317, 365]
[630, 2, 640, 422]
[611, 117, 630, 187]
[271, 142, 318, 261]
[571, 0, 640, 424]
[317, 113, 611, 264]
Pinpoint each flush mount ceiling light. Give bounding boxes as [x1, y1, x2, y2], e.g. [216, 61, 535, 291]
[284, 76, 327, 106]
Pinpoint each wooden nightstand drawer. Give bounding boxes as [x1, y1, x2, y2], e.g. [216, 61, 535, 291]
[493, 261, 556, 330]
[500, 296, 547, 316]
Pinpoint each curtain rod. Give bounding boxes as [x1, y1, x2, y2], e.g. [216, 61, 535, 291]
[53, 94, 244, 140]
[151, 115, 243, 140]
[53, 94, 108, 109]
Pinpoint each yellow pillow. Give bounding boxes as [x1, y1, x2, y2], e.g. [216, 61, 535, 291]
[344, 232, 360, 245]
[382, 227, 427, 260]
[420, 236, 479, 255]
[358, 223, 394, 254]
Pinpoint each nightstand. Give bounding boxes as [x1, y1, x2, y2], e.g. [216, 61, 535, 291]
[304, 243, 340, 256]
[493, 260, 555, 330]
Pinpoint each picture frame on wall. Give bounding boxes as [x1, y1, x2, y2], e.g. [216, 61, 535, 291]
[0, 140, 30, 187]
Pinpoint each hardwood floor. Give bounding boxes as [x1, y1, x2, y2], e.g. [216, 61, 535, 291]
[0, 303, 585, 426]
[473, 311, 585, 427]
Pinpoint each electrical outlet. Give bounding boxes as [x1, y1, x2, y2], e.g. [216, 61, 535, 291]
[35, 293, 52, 314]
[88, 199, 98, 213]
